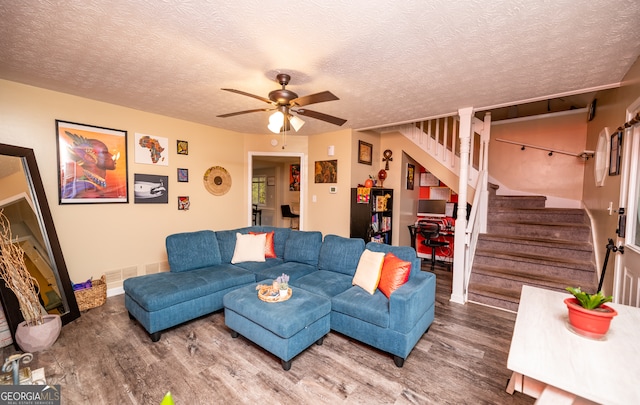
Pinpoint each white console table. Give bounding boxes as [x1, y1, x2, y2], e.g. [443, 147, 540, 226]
[506, 285, 640, 405]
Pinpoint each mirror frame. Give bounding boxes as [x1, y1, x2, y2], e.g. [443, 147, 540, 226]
[0, 143, 80, 347]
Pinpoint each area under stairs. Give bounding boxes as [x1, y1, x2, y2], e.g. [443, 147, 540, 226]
[467, 186, 598, 312]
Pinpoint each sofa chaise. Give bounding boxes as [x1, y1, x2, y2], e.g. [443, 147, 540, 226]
[123, 226, 436, 367]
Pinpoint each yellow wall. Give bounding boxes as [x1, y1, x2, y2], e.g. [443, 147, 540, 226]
[583, 56, 640, 294]
[489, 112, 587, 202]
[0, 79, 345, 286]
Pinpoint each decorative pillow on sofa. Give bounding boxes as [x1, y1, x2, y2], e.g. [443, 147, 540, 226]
[249, 231, 277, 258]
[378, 252, 412, 298]
[231, 233, 266, 263]
[352, 249, 385, 294]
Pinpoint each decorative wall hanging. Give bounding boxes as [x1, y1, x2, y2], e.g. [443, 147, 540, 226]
[177, 140, 188, 155]
[382, 149, 393, 170]
[177, 168, 189, 183]
[314, 160, 338, 183]
[135, 133, 168, 165]
[203, 166, 231, 196]
[407, 163, 415, 190]
[56, 120, 128, 204]
[178, 196, 190, 210]
[289, 164, 300, 191]
[134, 174, 168, 204]
[358, 140, 372, 165]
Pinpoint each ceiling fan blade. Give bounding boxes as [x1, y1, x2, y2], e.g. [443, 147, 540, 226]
[217, 108, 273, 118]
[221, 88, 273, 104]
[296, 109, 347, 126]
[290, 91, 339, 107]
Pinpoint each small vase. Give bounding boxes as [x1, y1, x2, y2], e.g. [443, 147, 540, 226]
[15, 314, 62, 352]
[564, 298, 617, 339]
[279, 289, 289, 298]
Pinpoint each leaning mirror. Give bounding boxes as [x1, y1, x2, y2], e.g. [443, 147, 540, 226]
[0, 143, 80, 348]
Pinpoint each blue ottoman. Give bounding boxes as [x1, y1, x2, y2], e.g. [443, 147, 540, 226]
[223, 281, 331, 370]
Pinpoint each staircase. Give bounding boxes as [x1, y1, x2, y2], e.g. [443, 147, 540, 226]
[467, 185, 598, 312]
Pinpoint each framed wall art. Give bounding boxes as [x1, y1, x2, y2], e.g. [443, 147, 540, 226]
[178, 196, 190, 210]
[358, 140, 372, 165]
[314, 160, 338, 183]
[135, 133, 169, 165]
[290, 164, 300, 191]
[177, 168, 189, 182]
[609, 131, 622, 176]
[407, 163, 415, 190]
[177, 140, 188, 155]
[56, 120, 129, 204]
[134, 174, 168, 204]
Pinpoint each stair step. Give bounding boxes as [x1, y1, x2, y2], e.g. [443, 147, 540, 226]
[490, 208, 588, 224]
[470, 264, 597, 293]
[477, 234, 594, 261]
[487, 220, 591, 241]
[474, 248, 596, 281]
[489, 195, 546, 209]
[467, 283, 520, 312]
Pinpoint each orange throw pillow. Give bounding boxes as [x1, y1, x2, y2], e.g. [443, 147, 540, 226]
[378, 252, 411, 298]
[249, 231, 277, 258]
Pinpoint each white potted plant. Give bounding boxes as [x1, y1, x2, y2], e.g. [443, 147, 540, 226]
[276, 273, 290, 298]
[0, 210, 61, 352]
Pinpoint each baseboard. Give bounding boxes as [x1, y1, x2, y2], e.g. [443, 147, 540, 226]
[107, 286, 124, 297]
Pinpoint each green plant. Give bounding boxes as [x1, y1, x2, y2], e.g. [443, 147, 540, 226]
[565, 287, 612, 310]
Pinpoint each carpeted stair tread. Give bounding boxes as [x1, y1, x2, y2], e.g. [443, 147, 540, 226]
[490, 219, 590, 229]
[474, 248, 594, 270]
[478, 233, 593, 250]
[467, 284, 521, 312]
[471, 263, 595, 291]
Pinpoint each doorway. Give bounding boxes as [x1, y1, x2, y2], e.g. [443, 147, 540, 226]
[614, 96, 640, 307]
[248, 152, 305, 229]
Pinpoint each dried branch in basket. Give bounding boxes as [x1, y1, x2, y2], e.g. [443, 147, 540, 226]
[0, 210, 43, 325]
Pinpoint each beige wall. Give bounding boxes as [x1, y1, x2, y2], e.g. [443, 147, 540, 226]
[0, 80, 348, 286]
[489, 111, 587, 203]
[583, 56, 640, 294]
[306, 128, 354, 237]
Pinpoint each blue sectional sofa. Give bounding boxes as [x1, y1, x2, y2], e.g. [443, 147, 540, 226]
[123, 226, 436, 367]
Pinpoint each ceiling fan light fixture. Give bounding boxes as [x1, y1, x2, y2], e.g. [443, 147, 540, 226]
[289, 115, 305, 132]
[268, 110, 285, 133]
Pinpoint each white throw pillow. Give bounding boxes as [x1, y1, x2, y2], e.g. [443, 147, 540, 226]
[231, 233, 266, 263]
[352, 249, 385, 294]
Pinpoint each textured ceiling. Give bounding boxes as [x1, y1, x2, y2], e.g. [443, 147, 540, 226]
[1, 0, 639, 135]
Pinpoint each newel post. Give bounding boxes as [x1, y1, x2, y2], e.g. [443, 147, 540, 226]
[451, 107, 473, 305]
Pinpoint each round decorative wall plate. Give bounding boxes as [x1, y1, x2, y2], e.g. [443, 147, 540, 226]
[203, 166, 231, 196]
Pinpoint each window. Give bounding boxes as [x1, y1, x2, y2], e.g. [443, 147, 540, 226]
[252, 176, 267, 205]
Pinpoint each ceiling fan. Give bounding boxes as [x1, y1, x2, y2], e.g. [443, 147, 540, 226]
[217, 73, 347, 133]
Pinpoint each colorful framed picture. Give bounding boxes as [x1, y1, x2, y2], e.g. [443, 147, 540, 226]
[134, 174, 168, 204]
[177, 168, 189, 182]
[407, 163, 415, 190]
[290, 164, 300, 191]
[178, 196, 190, 210]
[56, 120, 129, 204]
[135, 133, 169, 165]
[177, 140, 188, 155]
[358, 140, 372, 165]
[314, 160, 338, 183]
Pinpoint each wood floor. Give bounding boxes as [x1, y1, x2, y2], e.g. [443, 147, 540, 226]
[2, 267, 535, 404]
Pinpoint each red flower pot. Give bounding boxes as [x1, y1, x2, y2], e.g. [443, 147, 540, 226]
[564, 297, 618, 339]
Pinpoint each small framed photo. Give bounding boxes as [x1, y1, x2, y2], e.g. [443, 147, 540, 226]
[609, 131, 622, 176]
[134, 174, 168, 204]
[406, 163, 415, 190]
[177, 140, 188, 155]
[177, 168, 189, 182]
[178, 196, 190, 210]
[358, 140, 372, 165]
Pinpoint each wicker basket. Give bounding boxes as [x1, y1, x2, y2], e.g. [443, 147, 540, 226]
[74, 275, 107, 311]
